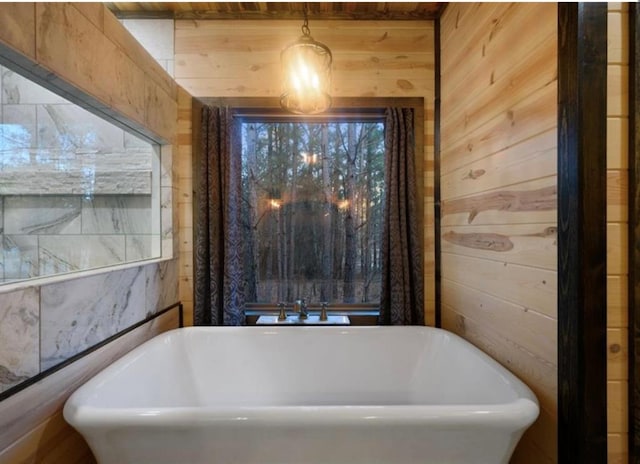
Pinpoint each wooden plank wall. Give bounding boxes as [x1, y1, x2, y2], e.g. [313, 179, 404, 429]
[607, 3, 630, 463]
[439, 3, 558, 463]
[173, 19, 436, 324]
[177, 86, 195, 327]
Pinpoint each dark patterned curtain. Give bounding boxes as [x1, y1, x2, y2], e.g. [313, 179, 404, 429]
[378, 107, 424, 325]
[194, 106, 246, 326]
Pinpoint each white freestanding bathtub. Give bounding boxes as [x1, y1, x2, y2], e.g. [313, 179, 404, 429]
[64, 326, 538, 464]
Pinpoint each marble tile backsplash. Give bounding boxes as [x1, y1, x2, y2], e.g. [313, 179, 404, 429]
[0, 258, 178, 393]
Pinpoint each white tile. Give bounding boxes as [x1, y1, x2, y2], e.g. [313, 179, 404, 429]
[3, 105, 36, 149]
[37, 103, 125, 153]
[145, 258, 178, 315]
[125, 234, 157, 261]
[124, 130, 152, 149]
[40, 266, 146, 370]
[4, 196, 81, 234]
[39, 235, 125, 275]
[0, 286, 39, 392]
[82, 195, 153, 234]
[161, 186, 173, 239]
[122, 19, 175, 61]
[2, 68, 67, 105]
[3, 235, 38, 279]
[160, 143, 172, 187]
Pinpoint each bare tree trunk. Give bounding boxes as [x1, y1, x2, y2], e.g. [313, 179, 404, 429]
[287, 124, 299, 301]
[264, 125, 276, 301]
[245, 124, 258, 301]
[362, 130, 372, 302]
[277, 205, 285, 302]
[275, 125, 287, 303]
[343, 124, 357, 303]
[321, 124, 333, 301]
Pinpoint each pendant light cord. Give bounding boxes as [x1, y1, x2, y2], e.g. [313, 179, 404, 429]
[302, 3, 311, 36]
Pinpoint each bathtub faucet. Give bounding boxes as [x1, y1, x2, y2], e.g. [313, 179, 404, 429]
[293, 298, 308, 320]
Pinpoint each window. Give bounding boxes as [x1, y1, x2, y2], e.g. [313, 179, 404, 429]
[240, 117, 385, 305]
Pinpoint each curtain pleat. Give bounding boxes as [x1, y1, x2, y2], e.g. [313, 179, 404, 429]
[378, 107, 424, 325]
[194, 106, 245, 326]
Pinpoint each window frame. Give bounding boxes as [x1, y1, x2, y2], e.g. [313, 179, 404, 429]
[192, 97, 425, 317]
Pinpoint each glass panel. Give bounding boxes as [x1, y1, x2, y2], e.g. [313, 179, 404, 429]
[241, 121, 385, 304]
[0, 65, 161, 284]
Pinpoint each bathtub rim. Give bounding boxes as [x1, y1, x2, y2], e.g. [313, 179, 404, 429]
[63, 326, 539, 431]
[64, 396, 539, 432]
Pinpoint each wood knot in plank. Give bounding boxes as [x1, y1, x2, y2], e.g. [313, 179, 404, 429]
[397, 79, 414, 90]
[523, 226, 558, 238]
[443, 231, 514, 252]
[374, 32, 389, 43]
[462, 169, 486, 180]
[441, 185, 557, 224]
[609, 344, 621, 354]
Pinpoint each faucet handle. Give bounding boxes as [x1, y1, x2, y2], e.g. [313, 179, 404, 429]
[295, 298, 308, 320]
[277, 302, 287, 321]
[320, 301, 328, 321]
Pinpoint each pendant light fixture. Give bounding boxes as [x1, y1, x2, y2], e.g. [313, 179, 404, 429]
[280, 3, 332, 114]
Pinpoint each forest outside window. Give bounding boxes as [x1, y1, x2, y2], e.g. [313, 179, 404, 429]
[239, 115, 385, 308]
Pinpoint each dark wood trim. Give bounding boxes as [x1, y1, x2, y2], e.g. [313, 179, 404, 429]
[557, 3, 608, 463]
[629, 3, 640, 462]
[113, 11, 442, 21]
[434, 15, 442, 328]
[105, 3, 444, 21]
[197, 96, 424, 110]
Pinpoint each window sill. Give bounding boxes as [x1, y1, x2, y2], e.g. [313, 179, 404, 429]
[245, 308, 379, 326]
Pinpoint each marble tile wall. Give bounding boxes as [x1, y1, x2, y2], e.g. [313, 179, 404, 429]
[0, 195, 157, 282]
[0, 287, 39, 392]
[0, 15, 179, 398]
[0, 259, 178, 393]
[0, 63, 164, 283]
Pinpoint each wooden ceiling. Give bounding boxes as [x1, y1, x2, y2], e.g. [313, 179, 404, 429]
[105, 2, 445, 20]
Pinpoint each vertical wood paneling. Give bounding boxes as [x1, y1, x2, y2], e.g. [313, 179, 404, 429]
[174, 19, 436, 324]
[439, 3, 558, 462]
[177, 86, 194, 326]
